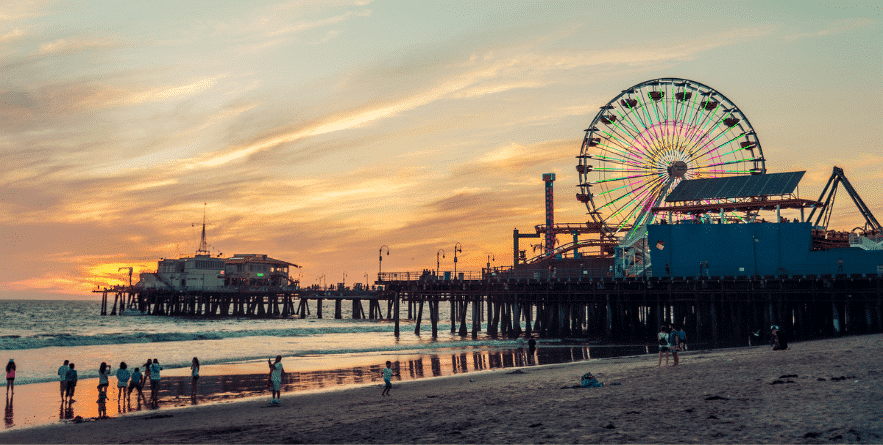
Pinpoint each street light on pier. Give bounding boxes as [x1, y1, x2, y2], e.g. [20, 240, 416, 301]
[364, 273, 369, 290]
[486, 253, 495, 272]
[436, 249, 446, 277]
[453, 242, 463, 276]
[752, 235, 760, 278]
[378, 245, 389, 279]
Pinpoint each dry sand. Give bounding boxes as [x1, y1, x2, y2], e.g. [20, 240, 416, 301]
[2, 334, 881, 444]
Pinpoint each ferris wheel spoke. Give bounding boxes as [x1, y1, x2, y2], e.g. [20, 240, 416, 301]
[689, 157, 758, 171]
[632, 97, 670, 157]
[593, 171, 663, 185]
[602, 124, 650, 159]
[591, 153, 650, 170]
[694, 132, 747, 163]
[685, 108, 730, 159]
[596, 140, 645, 164]
[674, 88, 697, 150]
[597, 174, 666, 213]
[613, 106, 643, 140]
[609, 176, 670, 233]
[690, 126, 743, 162]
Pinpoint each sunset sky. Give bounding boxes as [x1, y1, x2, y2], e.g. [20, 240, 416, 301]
[1, 1, 881, 298]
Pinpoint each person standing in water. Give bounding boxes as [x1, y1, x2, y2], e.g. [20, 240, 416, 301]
[115, 362, 130, 404]
[149, 359, 162, 407]
[190, 357, 200, 399]
[268, 356, 283, 404]
[127, 367, 146, 407]
[5, 360, 15, 396]
[57, 360, 70, 401]
[97, 362, 112, 393]
[66, 363, 78, 402]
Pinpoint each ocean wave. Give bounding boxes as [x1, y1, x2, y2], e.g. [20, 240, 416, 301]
[0, 324, 398, 351]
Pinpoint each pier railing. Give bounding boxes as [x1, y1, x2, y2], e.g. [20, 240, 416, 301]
[379, 265, 612, 282]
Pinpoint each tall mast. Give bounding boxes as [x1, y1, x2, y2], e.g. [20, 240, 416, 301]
[197, 202, 210, 255]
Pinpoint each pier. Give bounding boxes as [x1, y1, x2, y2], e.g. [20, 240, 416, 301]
[98, 270, 883, 347]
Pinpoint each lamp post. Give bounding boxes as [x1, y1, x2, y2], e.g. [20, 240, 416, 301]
[453, 242, 463, 276]
[752, 235, 759, 278]
[436, 249, 446, 277]
[486, 253, 495, 272]
[364, 273, 369, 290]
[378, 245, 389, 279]
[342, 272, 346, 290]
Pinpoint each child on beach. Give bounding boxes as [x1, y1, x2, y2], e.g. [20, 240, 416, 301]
[58, 360, 69, 401]
[127, 367, 146, 406]
[190, 357, 200, 399]
[66, 363, 78, 402]
[657, 326, 670, 367]
[5, 359, 15, 396]
[268, 356, 284, 404]
[381, 361, 397, 397]
[96, 387, 108, 418]
[115, 362, 130, 403]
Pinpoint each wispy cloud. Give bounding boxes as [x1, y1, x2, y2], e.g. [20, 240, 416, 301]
[0, 28, 24, 42]
[38, 36, 115, 55]
[785, 18, 876, 42]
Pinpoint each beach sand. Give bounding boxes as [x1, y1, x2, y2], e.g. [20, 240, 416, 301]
[2, 334, 881, 444]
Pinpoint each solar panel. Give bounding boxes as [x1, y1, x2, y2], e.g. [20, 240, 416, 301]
[665, 171, 806, 202]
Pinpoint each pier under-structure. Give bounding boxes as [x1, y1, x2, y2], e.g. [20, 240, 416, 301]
[99, 271, 883, 348]
[96, 287, 400, 327]
[380, 272, 883, 347]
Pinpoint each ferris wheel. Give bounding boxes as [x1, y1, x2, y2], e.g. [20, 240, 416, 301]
[576, 78, 766, 241]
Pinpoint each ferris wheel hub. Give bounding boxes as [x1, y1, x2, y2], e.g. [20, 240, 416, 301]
[667, 161, 688, 178]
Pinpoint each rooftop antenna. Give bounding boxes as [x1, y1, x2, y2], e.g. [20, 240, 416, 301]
[195, 202, 210, 255]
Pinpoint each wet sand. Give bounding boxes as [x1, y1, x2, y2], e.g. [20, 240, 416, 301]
[2, 334, 882, 443]
[1, 344, 613, 431]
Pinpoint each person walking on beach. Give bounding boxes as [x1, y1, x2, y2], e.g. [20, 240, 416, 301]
[657, 326, 670, 367]
[677, 325, 687, 351]
[97, 362, 112, 393]
[57, 360, 70, 401]
[268, 356, 284, 404]
[66, 363, 78, 402]
[149, 359, 162, 407]
[5, 360, 15, 396]
[115, 362, 130, 403]
[381, 361, 397, 397]
[190, 357, 200, 399]
[771, 325, 788, 350]
[668, 324, 680, 366]
[127, 367, 146, 406]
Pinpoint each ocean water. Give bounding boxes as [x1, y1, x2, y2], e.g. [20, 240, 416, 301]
[0, 299, 528, 386]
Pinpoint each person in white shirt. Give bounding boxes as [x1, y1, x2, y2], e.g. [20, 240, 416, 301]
[58, 360, 70, 401]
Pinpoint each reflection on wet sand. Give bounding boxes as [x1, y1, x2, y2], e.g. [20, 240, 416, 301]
[161, 345, 603, 404]
[4, 394, 12, 428]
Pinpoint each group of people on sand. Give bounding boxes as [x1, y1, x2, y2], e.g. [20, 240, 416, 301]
[657, 324, 686, 367]
[55, 357, 200, 415]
